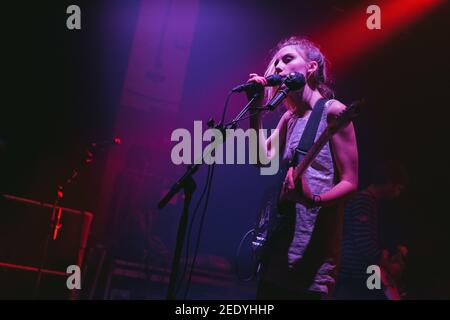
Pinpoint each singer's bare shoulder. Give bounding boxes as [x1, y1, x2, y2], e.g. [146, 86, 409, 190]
[326, 99, 347, 121]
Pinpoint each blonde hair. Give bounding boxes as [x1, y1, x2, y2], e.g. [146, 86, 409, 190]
[263, 36, 334, 112]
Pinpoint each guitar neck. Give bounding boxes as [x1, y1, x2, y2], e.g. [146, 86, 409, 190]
[292, 128, 332, 182]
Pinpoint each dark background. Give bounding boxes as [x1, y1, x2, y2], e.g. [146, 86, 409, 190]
[1, 0, 449, 299]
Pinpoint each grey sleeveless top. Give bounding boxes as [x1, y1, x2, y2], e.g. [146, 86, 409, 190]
[261, 100, 344, 295]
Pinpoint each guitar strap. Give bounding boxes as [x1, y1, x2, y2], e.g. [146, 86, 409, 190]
[289, 98, 328, 168]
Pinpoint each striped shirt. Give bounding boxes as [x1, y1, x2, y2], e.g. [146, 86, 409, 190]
[340, 190, 381, 279]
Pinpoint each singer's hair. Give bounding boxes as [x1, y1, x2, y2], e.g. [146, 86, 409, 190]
[264, 36, 334, 112]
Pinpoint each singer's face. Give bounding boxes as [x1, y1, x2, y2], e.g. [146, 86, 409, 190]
[273, 45, 310, 109]
[273, 45, 309, 77]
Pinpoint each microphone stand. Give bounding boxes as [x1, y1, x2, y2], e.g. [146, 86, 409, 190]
[159, 93, 269, 300]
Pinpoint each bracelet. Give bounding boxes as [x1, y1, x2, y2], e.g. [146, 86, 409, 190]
[312, 194, 322, 206]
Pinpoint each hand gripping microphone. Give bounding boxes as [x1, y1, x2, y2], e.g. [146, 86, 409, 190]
[231, 74, 284, 93]
[265, 72, 306, 111]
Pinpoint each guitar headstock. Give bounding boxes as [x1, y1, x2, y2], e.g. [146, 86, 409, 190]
[328, 99, 364, 134]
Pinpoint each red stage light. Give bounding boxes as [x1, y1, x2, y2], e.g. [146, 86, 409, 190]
[311, 0, 445, 72]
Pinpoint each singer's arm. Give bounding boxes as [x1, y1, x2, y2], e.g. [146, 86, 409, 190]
[249, 108, 291, 167]
[313, 100, 358, 206]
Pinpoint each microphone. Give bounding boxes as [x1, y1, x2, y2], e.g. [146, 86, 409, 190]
[232, 74, 284, 93]
[90, 137, 122, 149]
[265, 72, 306, 110]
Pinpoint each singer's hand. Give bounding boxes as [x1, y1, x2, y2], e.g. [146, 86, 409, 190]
[247, 73, 268, 86]
[245, 73, 267, 99]
[282, 167, 315, 207]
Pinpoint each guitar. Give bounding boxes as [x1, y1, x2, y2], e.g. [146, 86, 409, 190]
[252, 100, 364, 262]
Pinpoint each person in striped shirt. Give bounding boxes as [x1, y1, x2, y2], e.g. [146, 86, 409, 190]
[334, 161, 408, 300]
